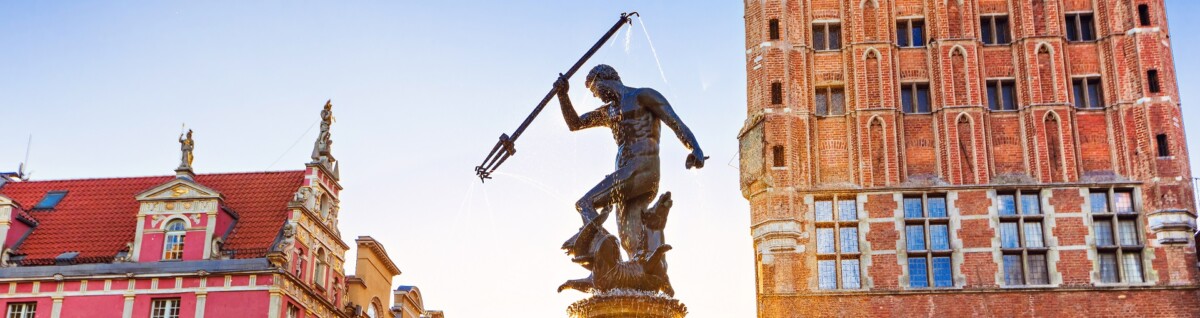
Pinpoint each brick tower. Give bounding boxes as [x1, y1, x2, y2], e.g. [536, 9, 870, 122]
[741, 0, 1200, 316]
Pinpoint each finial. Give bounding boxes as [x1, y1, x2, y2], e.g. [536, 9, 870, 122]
[176, 129, 195, 179]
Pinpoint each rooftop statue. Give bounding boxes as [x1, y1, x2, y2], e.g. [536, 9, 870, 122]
[178, 129, 194, 170]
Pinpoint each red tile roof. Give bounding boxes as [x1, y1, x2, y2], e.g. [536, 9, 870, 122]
[0, 171, 304, 265]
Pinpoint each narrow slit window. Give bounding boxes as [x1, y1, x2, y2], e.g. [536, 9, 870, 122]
[1156, 134, 1170, 157]
[771, 82, 783, 105]
[1147, 69, 1161, 93]
[772, 145, 786, 167]
[1138, 5, 1151, 26]
[769, 19, 781, 40]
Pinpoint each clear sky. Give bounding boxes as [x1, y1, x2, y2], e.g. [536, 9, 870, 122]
[2, 2, 1199, 317]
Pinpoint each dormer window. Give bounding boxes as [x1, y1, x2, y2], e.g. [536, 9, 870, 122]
[163, 219, 186, 261]
[33, 191, 68, 210]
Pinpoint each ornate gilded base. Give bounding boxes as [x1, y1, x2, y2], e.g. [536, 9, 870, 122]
[567, 290, 687, 318]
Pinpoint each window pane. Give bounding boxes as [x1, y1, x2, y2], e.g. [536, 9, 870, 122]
[1122, 253, 1144, 283]
[838, 200, 858, 221]
[981, 18, 994, 44]
[1003, 254, 1025, 285]
[818, 260, 838, 289]
[897, 22, 909, 47]
[927, 197, 947, 218]
[902, 86, 914, 113]
[1024, 222, 1044, 248]
[909, 257, 929, 287]
[929, 224, 950, 250]
[987, 83, 1000, 110]
[1020, 194, 1041, 215]
[904, 198, 924, 218]
[829, 25, 841, 50]
[1099, 253, 1119, 283]
[842, 259, 861, 288]
[1090, 192, 1109, 213]
[1114, 192, 1133, 213]
[1094, 220, 1114, 246]
[817, 228, 836, 254]
[815, 90, 829, 115]
[1118, 221, 1139, 246]
[831, 88, 845, 114]
[997, 17, 1011, 43]
[1001, 82, 1016, 110]
[997, 194, 1017, 216]
[911, 21, 925, 46]
[1087, 79, 1102, 108]
[916, 85, 931, 112]
[1080, 15, 1095, 41]
[816, 200, 834, 221]
[907, 225, 926, 251]
[840, 227, 859, 253]
[1066, 17, 1079, 41]
[932, 257, 953, 287]
[1000, 222, 1020, 248]
[813, 25, 826, 50]
[1027, 254, 1049, 285]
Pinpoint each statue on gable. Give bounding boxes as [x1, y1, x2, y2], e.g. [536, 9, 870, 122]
[178, 129, 195, 170]
[311, 100, 335, 165]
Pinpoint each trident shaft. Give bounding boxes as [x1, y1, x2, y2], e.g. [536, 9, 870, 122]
[474, 12, 638, 182]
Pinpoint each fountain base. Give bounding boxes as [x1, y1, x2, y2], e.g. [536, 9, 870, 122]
[567, 290, 687, 318]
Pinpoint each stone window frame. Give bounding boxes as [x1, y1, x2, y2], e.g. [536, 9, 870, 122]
[900, 81, 931, 114]
[995, 190, 1052, 286]
[1071, 75, 1104, 109]
[6, 302, 36, 318]
[901, 193, 955, 288]
[150, 298, 181, 318]
[162, 219, 187, 261]
[985, 78, 1018, 111]
[980, 14, 1012, 45]
[1064, 11, 1097, 42]
[314, 248, 329, 289]
[812, 21, 842, 51]
[813, 195, 864, 291]
[814, 86, 846, 116]
[1087, 188, 1152, 285]
[895, 18, 926, 48]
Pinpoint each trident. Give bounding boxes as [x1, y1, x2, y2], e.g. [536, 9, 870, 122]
[474, 12, 638, 182]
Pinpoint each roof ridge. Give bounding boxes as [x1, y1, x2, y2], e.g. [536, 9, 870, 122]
[7, 169, 305, 183]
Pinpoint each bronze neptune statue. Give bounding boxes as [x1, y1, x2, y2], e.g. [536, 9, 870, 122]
[555, 64, 706, 296]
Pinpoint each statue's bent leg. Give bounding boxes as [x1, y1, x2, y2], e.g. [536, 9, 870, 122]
[575, 166, 635, 224]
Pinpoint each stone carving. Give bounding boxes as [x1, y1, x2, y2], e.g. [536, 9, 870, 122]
[554, 65, 706, 296]
[311, 100, 335, 164]
[293, 187, 312, 204]
[276, 223, 297, 252]
[211, 237, 229, 260]
[0, 248, 13, 267]
[178, 129, 194, 170]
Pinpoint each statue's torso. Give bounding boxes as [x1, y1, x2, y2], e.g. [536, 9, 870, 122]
[607, 88, 661, 169]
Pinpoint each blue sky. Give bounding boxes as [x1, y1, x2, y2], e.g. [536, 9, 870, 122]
[2, 2, 1199, 317]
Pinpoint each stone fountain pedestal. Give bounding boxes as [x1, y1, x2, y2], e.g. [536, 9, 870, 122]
[567, 290, 687, 318]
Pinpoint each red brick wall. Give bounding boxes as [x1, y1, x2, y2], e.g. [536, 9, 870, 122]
[743, 0, 1198, 316]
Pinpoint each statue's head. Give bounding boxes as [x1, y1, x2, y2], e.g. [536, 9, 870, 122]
[186, 129, 193, 138]
[324, 99, 332, 111]
[585, 64, 622, 103]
